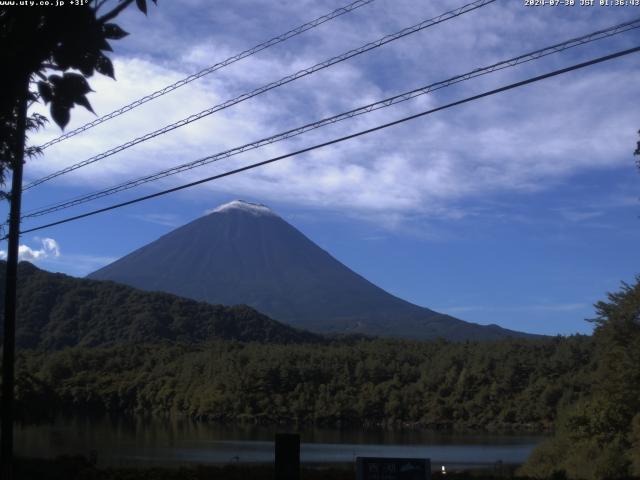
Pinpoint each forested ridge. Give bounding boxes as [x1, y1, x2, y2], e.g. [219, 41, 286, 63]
[0, 261, 322, 347]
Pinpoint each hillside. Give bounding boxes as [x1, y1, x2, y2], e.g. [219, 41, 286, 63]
[89, 200, 536, 341]
[0, 261, 322, 349]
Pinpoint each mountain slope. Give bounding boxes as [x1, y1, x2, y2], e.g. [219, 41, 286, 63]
[89, 200, 534, 341]
[0, 261, 321, 349]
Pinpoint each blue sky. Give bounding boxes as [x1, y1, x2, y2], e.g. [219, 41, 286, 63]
[2, 0, 639, 336]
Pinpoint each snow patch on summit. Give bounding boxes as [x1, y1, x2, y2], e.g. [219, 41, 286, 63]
[209, 200, 277, 217]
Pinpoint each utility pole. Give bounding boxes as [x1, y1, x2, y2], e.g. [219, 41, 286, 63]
[1, 74, 29, 480]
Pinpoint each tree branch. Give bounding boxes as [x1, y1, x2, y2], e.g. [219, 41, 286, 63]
[95, 0, 110, 13]
[40, 63, 64, 71]
[97, 0, 135, 23]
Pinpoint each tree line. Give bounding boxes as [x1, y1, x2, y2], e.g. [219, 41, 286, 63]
[11, 335, 594, 432]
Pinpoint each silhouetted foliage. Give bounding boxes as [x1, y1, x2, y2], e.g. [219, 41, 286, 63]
[0, 0, 156, 185]
[521, 277, 640, 479]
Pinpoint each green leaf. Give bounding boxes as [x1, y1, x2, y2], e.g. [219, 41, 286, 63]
[76, 52, 98, 77]
[37, 82, 53, 104]
[62, 73, 92, 96]
[95, 54, 115, 79]
[100, 38, 113, 52]
[51, 103, 70, 129]
[48, 75, 63, 87]
[52, 47, 74, 71]
[136, 0, 147, 14]
[103, 23, 129, 40]
[75, 95, 95, 114]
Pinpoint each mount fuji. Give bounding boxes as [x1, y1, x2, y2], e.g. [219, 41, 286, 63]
[88, 200, 534, 341]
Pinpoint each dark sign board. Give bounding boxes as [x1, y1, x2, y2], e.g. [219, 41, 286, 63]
[356, 457, 431, 480]
[274, 433, 300, 480]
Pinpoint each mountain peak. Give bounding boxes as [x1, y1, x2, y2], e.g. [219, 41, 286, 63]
[210, 200, 277, 217]
[89, 202, 537, 341]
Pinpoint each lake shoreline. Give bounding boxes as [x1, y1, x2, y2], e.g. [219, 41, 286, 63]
[16, 409, 554, 435]
[15, 416, 545, 470]
[15, 455, 525, 480]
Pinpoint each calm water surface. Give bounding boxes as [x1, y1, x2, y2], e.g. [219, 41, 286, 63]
[15, 415, 545, 469]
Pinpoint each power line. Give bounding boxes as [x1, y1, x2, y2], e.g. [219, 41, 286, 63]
[36, 0, 376, 151]
[23, 0, 496, 191]
[20, 18, 640, 220]
[15, 45, 640, 238]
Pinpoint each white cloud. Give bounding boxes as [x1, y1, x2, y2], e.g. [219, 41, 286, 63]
[39, 237, 61, 256]
[22, 1, 640, 230]
[43, 254, 119, 277]
[130, 212, 183, 227]
[0, 236, 119, 276]
[555, 208, 604, 223]
[0, 237, 61, 262]
[444, 302, 589, 314]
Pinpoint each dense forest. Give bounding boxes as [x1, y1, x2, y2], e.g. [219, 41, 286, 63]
[13, 335, 593, 431]
[1, 262, 639, 478]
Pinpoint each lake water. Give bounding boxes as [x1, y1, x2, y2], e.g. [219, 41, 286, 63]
[15, 415, 545, 470]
